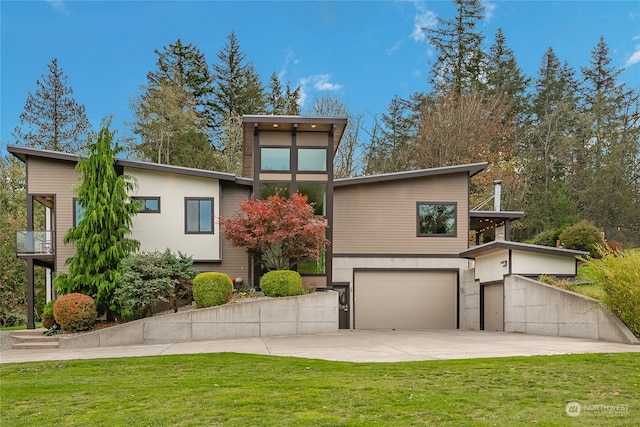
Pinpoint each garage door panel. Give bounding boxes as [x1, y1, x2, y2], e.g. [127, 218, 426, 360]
[355, 270, 457, 329]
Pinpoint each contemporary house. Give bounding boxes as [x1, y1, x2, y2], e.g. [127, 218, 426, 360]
[14, 115, 621, 341]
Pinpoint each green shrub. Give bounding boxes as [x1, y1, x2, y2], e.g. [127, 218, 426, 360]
[559, 221, 603, 257]
[260, 270, 303, 297]
[0, 311, 27, 328]
[116, 250, 197, 319]
[53, 293, 97, 332]
[192, 272, 233, 308]
[581, 248, 640, 337]
[41, 300, 57, 329]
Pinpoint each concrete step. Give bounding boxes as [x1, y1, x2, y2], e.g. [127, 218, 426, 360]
[12, 341, 59, 350]
[9, 329, 59, 349]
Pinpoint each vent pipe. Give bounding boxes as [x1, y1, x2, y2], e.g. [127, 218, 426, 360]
[493, 180, 502, 212]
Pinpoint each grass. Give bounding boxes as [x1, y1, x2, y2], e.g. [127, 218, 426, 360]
[0, 322, 43, 331]
[1, 352, 638, 426]
[571, 283, 606, 300]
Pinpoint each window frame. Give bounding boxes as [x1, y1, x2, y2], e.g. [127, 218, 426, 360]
[297, 147, 328, 172]
[132, 196, 161, 213]
[260, 147, 291, 172]
[184, 197, 215, 235]
[416, 202, 458, 237]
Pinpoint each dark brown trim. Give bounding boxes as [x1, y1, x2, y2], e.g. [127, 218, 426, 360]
[416, 201, 458, 237]
[132, 196, 161, 213]
[461, 240, 589, 259]
[334, 163, 487, 187]
[184, 197, 215, 234]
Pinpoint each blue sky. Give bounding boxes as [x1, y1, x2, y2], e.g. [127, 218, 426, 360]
[2, 0, 639, 153]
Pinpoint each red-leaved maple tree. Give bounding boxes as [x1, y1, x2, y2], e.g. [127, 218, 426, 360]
[219, 193, 328, 270]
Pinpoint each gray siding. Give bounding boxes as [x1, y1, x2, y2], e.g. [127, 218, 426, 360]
[27, 157, 79, 273]
[333, 173, 469, 255]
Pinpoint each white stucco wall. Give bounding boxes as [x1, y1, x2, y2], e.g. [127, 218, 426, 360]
[474, 250, 509, 283]
[512, 251, 576, 276]
[126, 168, 221, 260]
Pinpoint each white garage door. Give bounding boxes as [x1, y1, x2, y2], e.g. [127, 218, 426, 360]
[354, 270, 457, 329]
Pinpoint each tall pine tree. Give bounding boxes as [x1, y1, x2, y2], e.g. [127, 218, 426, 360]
[427, 0, 485, 95]
[55, 128, 140, 317]
[13, 58, 90, 152]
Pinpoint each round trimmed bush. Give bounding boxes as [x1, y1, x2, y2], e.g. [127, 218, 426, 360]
[41, 300, 57, 329]
[53, 293, 97, 332]
[559, 221, 603, 257]
[260, 270, 303, 297]
[192, 272, 233, 308]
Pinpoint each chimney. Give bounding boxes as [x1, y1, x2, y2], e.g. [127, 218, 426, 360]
[493, 180, 502, 211]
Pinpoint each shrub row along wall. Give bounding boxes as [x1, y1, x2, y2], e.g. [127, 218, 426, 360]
[59, 291, 338, 349]
[504, 275, 638, 345]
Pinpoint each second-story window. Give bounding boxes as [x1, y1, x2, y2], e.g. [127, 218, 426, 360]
[298, 148, 327, 171]
[261, 147, 290, 171]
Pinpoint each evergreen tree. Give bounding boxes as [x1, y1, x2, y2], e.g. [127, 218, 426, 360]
[12, 58, 90, 152]
[284, 82, 302, 115]
[521, 48, 580, 234]
[485, 28, 531, 117]
[576, 36, 640, 229]
[266, 72, 286, 114]
[210, 31, 266, 129]
[427, 0, 486, 95]
[364, 95, 417, 174]
[55, 128, 140, 317]
[146, 38, 214, 126]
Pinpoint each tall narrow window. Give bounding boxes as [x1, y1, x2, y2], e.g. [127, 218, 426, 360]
[297, 183, 326, 216]
[417, 202, 457, 236]
[73, 198, 85, 227]
[185, 198, 214, 234]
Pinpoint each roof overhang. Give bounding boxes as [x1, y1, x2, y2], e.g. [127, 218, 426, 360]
[7, 145, 253, 186]
[460, 240, 589, 259]
[335, 162, 488, 187]
[242, 115, 348, 155]
[470, 210, 524, 233]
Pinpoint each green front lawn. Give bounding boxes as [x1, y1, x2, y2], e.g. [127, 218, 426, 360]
[1, 352, 638, 426]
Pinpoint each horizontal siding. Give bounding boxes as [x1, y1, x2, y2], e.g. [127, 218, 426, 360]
[28, 158, 79, 273]
[218, 184, 251, 281]
[333, 173, 469, 255]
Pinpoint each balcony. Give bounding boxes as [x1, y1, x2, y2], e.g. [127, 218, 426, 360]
[16, 231, 55, 264]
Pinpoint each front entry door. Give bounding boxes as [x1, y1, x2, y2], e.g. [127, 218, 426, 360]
[333, 284, 350, 329]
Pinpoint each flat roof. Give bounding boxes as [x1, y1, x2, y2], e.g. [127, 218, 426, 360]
[461, 240, 589, 259]
[335, 162, 488, 187]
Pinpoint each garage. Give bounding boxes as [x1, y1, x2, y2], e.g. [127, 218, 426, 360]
[354, 270, 458, 329]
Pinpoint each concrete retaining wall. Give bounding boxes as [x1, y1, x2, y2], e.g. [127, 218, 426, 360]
[504, 275, 638, 344]
[59, 291, 338, 349]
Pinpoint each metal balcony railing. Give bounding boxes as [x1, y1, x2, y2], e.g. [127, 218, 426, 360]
[16, 231, 55, 254]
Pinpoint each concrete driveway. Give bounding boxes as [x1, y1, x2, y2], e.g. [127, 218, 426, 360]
[1, 329, 638, 364]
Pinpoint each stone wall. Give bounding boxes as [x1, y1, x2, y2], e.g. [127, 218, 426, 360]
[59, 291, 338, 349]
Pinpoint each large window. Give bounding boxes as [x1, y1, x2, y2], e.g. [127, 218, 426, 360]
[297, 183, 326, 216]
[298, 148, 327, 172]
[133, 197, 160, 213]
[260, 183, 290, 199]
[185, 198, 214, 234]
[261, 147, 290, 171]
[417, 202, 457, 236]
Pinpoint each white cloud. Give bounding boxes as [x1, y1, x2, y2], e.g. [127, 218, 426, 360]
[483, 1, 497, 22]
[297, 74, 343, 108]
[411, 9, 437, 42]
[46, 0, 69, 15]
[625, 36, 640, 67]
[625, 47, 640, 67]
